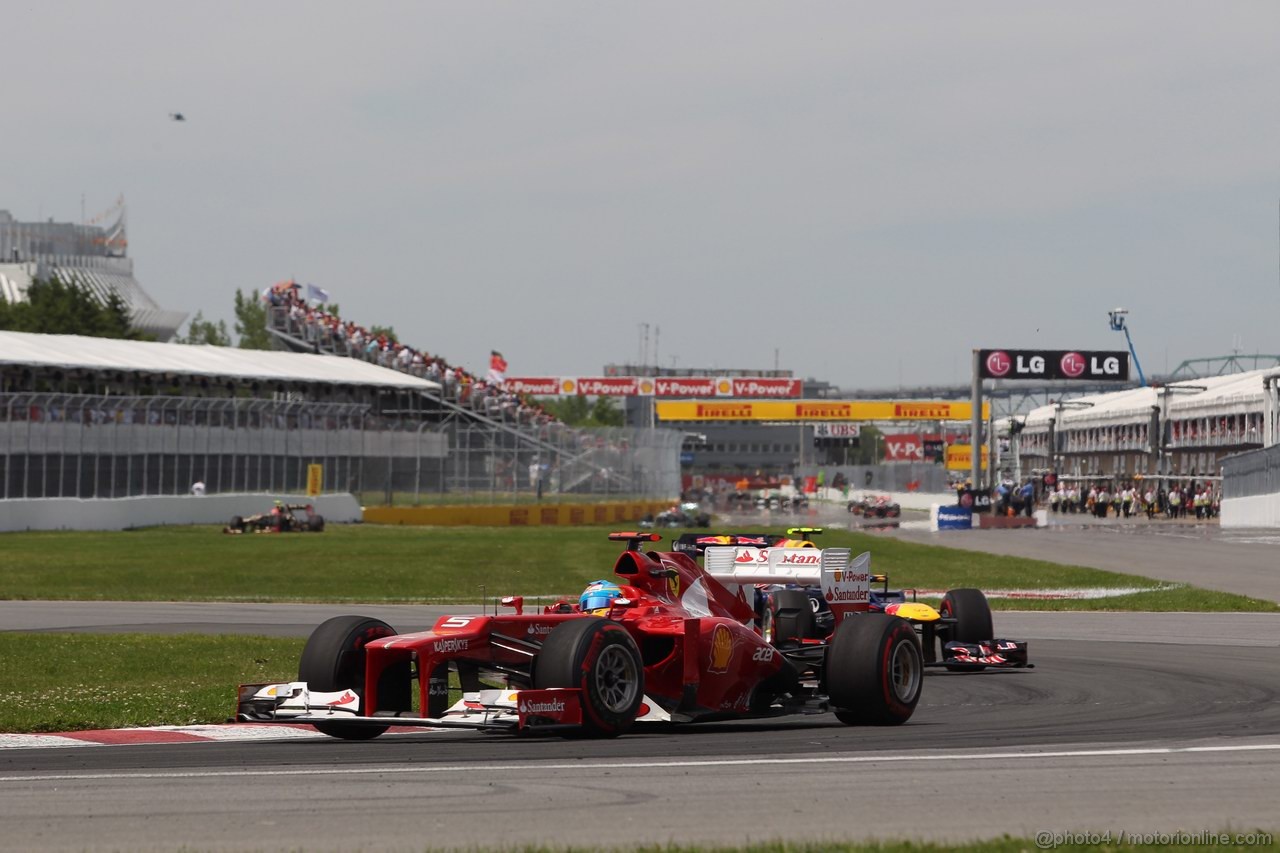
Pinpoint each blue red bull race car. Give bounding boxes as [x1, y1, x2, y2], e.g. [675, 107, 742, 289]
[673, 529, 1030, 671]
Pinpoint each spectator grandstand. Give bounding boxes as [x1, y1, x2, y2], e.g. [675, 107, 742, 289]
[264, 280, 562, 433]
[0, 328, 681, 503]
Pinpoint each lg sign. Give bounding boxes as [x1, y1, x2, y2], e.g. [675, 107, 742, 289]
[978, 349, 1129, 382]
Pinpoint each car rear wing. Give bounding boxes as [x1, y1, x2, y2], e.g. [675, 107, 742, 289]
[703, 546, 871, 616]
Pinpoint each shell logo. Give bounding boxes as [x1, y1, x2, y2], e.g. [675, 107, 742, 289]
[561, 379, 576, 394]
[716, 379, 732, 394]
[708, 624, 735, 673]
[639, 379, 654, 394]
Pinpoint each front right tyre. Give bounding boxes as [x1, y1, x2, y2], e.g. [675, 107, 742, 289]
[826, 614, 923, 725]
[298, 615, 400, 740]
[534, 617, 644, 737]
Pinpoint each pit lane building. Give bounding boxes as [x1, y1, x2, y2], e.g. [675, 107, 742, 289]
[0, 204, 187, 341]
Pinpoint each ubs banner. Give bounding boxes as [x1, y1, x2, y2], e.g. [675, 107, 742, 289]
[978, 350, 1130, 382]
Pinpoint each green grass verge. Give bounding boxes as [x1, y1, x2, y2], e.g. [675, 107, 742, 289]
[0, 525, 1274, 611]
[0, 633, 301, 732]
[493, 840, 1276, 853]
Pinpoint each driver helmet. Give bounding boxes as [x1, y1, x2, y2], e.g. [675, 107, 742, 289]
[579, 580, 623, 614]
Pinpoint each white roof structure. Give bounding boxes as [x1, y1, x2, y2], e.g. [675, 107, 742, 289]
[1023, 369, 1277, 431]
[0, 331, 440, 392]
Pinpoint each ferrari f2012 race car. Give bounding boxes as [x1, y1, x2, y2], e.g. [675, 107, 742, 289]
[237, 532, 924, 739]
[224, 502, 325, 534]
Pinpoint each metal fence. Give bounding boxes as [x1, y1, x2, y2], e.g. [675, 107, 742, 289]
[1222, 444, 1280, 500]
[0, 393, 682, 504]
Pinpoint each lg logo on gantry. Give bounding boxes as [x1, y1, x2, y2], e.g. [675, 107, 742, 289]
[985, 351, 1011, 377]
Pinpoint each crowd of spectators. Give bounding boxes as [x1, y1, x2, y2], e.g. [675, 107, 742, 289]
[267, 281, 559, 431]
[1047, 480, 1221, 520]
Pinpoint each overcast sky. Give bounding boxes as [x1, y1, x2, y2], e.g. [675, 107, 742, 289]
[5, 2, 1279, 389]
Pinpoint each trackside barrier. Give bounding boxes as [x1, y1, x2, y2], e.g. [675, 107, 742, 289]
[0, 493, 362, 532]
[363, 500, 676, 527]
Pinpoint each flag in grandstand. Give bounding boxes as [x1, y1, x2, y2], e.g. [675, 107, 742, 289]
[306, 283, 331, 304]
[487, 350, 509, 384]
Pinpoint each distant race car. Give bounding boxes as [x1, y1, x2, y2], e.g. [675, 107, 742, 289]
[849, 494, 901, 518]
[237, 532, 924, 739]
[224, 502, 326, 534]
[639, 502, 712, 528]
[677, 528, 1029, 672]
[754, 492, 809, 511]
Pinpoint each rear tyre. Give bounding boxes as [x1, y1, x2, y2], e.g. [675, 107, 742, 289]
[765, 589, 817, 645]
[534, 617, 643, 737]
[940, 588, 994, 672]
[308, 514, 326, 532]
[826, 614, 922, 725]
[298, 615, 398, 740]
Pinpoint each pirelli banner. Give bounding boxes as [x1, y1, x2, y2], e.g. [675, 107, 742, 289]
[655, 400, 989, 422]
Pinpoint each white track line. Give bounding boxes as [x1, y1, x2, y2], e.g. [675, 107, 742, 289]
[3, 742, 1278, 783]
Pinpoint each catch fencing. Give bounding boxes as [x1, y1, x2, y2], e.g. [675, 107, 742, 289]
[0, 393, 682, 504]
[1222, 444, 1280, 499]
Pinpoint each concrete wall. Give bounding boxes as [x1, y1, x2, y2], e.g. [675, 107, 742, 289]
[364, 500, 674, 527]
[1221, 495, 1280, 528]
[0, 493, 362, 532]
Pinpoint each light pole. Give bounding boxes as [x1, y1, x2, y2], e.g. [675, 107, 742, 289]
[1108, 308, 1147, 386]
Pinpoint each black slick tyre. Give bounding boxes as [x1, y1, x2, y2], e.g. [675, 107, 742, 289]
[534, 617, 643, 737]
[298, 615, 398, 740]
[228, 515, 244, 532]
[940, 588, 994, 672]
[940, 588, 993, 642]
[307, 514, 326, 532]
[826, 613, 922, 726]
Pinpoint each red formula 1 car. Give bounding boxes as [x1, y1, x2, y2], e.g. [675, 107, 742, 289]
[237, 532, 923, 739]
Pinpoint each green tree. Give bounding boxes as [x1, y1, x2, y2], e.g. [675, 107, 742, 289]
[589, 395, 624, 427]
[0, 276, 146, 339]
[537, 395, 625, 427]
[539, 395, 591, 425]
[233, 288, 272, 349]
[174, 310, 232, 346]
[369, 324, 397, 343]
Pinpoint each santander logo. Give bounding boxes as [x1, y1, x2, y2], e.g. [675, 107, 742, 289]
[985, 351, 1011, 377]
[1059, 352, 1086, 378]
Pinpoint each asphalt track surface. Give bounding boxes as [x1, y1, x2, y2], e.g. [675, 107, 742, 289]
[2, 520, 1280, 851]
